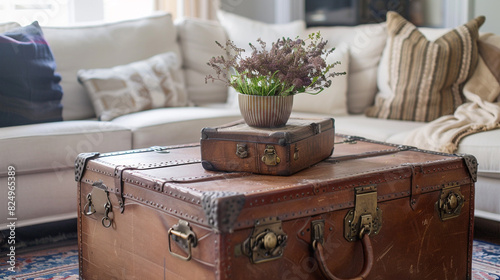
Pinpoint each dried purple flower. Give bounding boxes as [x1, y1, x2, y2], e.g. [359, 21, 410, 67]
[206, 31, 346, 96]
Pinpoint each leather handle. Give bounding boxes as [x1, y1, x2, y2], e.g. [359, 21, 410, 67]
[313, 234, 374, 280]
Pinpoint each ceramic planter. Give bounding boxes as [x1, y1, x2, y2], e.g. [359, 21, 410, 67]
[238, 94, 293, 128]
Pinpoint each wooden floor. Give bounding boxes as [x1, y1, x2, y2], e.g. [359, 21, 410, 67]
[474, 217, 500, 245]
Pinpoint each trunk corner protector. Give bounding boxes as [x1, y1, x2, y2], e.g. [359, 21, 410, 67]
[75, 152, 100, 182]
[202, 191, 246, 233]
[455, 153, 478, 182]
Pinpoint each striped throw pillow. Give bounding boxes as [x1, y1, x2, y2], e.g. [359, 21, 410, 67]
[365, 12, 485, 122]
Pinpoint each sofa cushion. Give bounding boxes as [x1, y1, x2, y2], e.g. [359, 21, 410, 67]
[0, 121, 131, 176]
[457, 128, 500, 178]
[333, 115, 425, 142]
[366, 12, 485, 122]
[217, 10, 306, 54]
[0, 21, 63, 127]
[292, 43, 350, 116]
[110, 107, 241, 148]
[176, 17, 229, 105]
[309, 23, 387, 114]
[0, 22, 20, 33]
[289, 112, 425, 143]
[78, 52, 187, 121]
[42, 12, 183, 121]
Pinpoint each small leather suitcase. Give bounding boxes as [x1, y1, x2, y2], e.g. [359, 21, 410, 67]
[75, 135, 476, 279]
[200, 118, 335, 175]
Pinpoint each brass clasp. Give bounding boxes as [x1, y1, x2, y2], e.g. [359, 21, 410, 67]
[344, 186, 382, 242]
[261, 145, 280, 166]
[240, 217, 287, 263]
[236, 143, 248, 158]
[311, 219, 325, 249]
[437, 184, 464, 221]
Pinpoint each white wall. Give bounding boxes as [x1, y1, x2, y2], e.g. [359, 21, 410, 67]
[220, 0, 276, 23]
[472, 0, 500, 33]
[220, 0, 500, 35]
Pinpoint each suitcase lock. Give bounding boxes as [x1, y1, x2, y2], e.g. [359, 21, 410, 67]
[168, 219, 198, 261]
[240, 217, 287, 264]
[261, 145, 280, 166]
[83, 181, 112, 228]
[236, 143, 248, 158]
[344, 186, 382, 242]
[436, 184, 464, 221]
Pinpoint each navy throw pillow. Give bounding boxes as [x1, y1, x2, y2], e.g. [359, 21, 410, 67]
[0, 21, 63, 127]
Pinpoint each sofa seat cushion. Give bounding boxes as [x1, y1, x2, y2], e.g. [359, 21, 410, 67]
[291, 113, 425, 143]
[457, 128, 500, 178]
[474, 176, 500, 221]
[110, 107, 242, 148]
[0, 121, 131, 176]
[294, 111, 500, 179]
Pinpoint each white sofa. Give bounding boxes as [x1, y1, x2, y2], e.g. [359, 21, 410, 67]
[1, 11, 499, 231]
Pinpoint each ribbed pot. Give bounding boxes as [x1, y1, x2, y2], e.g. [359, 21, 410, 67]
[238, 94, 294, 128]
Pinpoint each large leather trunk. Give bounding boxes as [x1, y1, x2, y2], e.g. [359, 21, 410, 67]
[75, 134, 477, 280]
[200, 118, 335, 175]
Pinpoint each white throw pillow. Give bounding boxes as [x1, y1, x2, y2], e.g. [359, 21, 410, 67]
[292, 43, 349, 116]
[78, 52, 187, 121]
[308, 23, 387, 114]
[217, 10, 306, 54]
[0, 22, 21, 33]
[176, 17, 229, 105]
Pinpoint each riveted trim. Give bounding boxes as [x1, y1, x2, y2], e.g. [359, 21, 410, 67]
[75, 152, 100, 182]
[202, 191, 245, 233]
[456, 153, 478, 182]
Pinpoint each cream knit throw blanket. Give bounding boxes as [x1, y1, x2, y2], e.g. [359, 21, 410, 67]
[404, 33, 500, 153]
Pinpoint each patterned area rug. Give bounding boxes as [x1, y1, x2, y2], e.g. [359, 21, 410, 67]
[1, 240, 499, 279]
[1, 245, 79, 280]
[473, 240, 500, 279]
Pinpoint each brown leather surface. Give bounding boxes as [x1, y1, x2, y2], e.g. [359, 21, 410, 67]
[200, 118, 335, 175]
[77, 134, 474, 279]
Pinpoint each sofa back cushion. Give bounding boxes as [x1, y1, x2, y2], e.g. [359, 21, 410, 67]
[0, 22, 20, 33]
[78, 52, 187, 121]
[366, 12, 485, 122]
[42, 12, 183, 120]
[308, 23, 387, 114]
[0, 21, 63, 127]
[292, 43, 350, 116]
[176, 17, 229, 105]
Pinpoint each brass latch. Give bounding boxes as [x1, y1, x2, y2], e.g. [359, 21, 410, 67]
[261, 145, 280, 166]
[236, 143, 248, 158]
[311, 219, 325, 247]
[168, 220, 198, 261]
[344, 186, 382, 242]
[83, 181, 112, 228]
[436, 184, 464, 221]
[240, 217, 287, 263]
